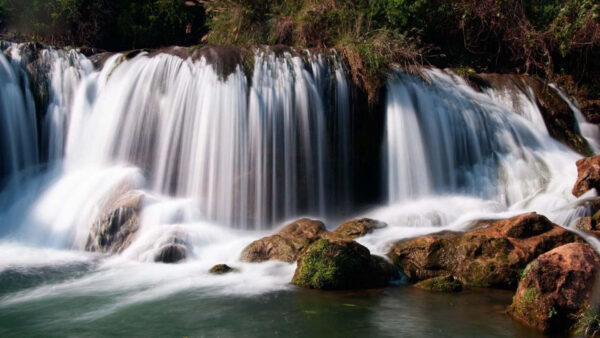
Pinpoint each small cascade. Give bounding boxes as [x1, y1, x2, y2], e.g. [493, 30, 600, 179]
[0, 51, 38, 187]
[385, 69, 571, 206]
[550, 84, 600, 154]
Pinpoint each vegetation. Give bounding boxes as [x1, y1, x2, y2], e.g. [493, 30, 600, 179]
[0, 0, 206, 50]
[575, 305, 600, 337]
[0, 0, 599, 101]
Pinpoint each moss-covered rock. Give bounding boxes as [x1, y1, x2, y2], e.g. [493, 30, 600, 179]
[387, 212, 579, 289]
[510, 243, 600, 333]
[292, 239, 395, 290]
[414, 275, 462, 293]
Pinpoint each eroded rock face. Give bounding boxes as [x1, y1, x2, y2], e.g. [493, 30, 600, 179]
[85, 190, 144, 254]
[510, 243, 600, 333]
[573, 156, 600, 197]
[387, 213, 579, 288]
[241, 218, 327, 263]
[291, 239, 396, 290]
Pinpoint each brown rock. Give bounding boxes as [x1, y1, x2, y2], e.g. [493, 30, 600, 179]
[327, 218, 387, 240]
[510, 243, 600, 333]
[573, 156, 600, 197]
[387, 212, 579, 288]
[240, 218, 327, 263]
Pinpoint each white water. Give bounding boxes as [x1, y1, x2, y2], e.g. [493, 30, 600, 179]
[0, 44, 598, 314]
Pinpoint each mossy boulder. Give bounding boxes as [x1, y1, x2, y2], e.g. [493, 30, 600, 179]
[240, 218, 327, 263]
[209, 264, 239, 275]
[510, 243, 600, 333]
[414, 275, 462, 293]
[292, 239, 396, 290]
[387, 212, 579, 289]
[573, 156, 600, 197]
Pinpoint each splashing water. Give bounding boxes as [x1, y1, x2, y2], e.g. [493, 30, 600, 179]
[0, 43, 598, 313]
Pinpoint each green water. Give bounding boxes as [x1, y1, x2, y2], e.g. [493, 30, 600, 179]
[0, 264, 545, 338]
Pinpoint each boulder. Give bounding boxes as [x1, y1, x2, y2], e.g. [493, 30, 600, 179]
[240, 218, 327, 263]
[154, 244, 187, 263]
[414, 275, 462, 293]
[573, 156, 600, 197]
[209, 264, 239, 275]
[85, 190, 144, 254]
[291, 239, 396, 290]
[326, 218, 387, 240]
[510, 243, 600, 333]
[387, 212, 579, 288]
[153, 231, 191, 263]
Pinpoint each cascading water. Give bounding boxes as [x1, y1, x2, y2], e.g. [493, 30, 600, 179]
[0, 41, 599, 325]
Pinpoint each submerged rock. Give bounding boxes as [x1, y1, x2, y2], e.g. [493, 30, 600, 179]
[387, 212, 579, 289]
[414, 275, 462, 293]
[209, 264, 239, 275]
[85, 190, 144, 254]
[291, 239, 396, 290]
[573, 155, 600, 197]
[153, 231, 191, 264]
[154, 244, 187, 263]
[240, 218, 327, 263]
[510, 243, 600, 333]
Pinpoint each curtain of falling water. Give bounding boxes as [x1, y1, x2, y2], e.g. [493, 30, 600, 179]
[62, 49, 352, 229]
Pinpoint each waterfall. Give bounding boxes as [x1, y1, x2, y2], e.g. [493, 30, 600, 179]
[385, 69, 576, 207]
[45, 48, 351, 231]
[0, 51, 38, 187]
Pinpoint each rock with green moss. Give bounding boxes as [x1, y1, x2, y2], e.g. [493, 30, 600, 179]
[414, 275, 462, 293]
[510, 242, 600, 333]
[387, 212, 579, 289]
[292, 239, 395, 290]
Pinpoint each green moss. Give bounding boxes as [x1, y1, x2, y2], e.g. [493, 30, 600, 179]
[522, 287, 540, 305]
[292, 239, 386, 290]
[415, 275, 462, 293]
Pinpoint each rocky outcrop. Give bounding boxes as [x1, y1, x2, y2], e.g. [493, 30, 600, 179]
[209, 264, 239, 275]
[240, 218, 327, 263]
[510, 243, 600, 333]
[240, 218, 385, 263]
[325, 218, 387, 240]
[291, 239, 396, 290]
[414, 275, 463, 293]
[387, 213, 579, 289]
[85, 190, 144, 254]
[573, 156, 600, 197]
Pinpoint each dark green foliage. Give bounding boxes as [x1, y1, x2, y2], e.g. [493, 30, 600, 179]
[0, 0, 206, 51]
[575, 306, 600, 337]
